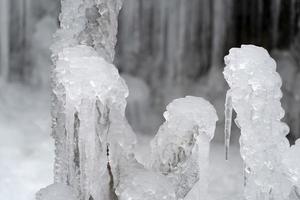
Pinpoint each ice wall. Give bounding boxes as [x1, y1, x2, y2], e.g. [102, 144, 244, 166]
[223, 45, 292, 200]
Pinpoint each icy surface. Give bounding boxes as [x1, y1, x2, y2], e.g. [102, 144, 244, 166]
[224, 91, 233, 160]
[52, 45, 136, 200]
[36, 183, 78, 200]
[52, 0, 123, 62]
[223, 45, 292, 200]
[283, 139, 300, 187]
[116, 157, 176, 200]
[151, 96, 218, 199]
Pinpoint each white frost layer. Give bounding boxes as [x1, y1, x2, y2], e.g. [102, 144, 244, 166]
[223, 45, 292, 200]
[36, 183, 78, 200]
[151, 96, 218, 199]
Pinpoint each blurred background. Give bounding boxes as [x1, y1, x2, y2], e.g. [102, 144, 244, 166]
[0, 0, 300, 199]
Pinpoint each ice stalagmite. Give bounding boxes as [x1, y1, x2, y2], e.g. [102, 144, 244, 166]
[150, 96, 218, 200]
[43, 0, 137, 200]
[223, 45, 292, 200]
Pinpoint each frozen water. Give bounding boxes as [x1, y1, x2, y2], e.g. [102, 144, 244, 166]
[150, 96, 218, 199]
[52, 0, 123, 62]
[223, 45, 292, 200]
[283, 139, 300, 187]
[36, 183, 78, 200]
[224, 91, 233, 160]
[51, 45, 136, 199]
[116, 157, 176, 200]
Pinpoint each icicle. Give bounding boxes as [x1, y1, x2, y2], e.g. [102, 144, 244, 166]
[0, 0, 10, 85]
[224, 90, 233, 160]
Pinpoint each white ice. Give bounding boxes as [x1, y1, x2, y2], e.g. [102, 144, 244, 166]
[223, 45, 292, 200]
[150, 96, 218, 199]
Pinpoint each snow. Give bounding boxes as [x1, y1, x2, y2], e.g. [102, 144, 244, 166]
[223, 45, 292, 200]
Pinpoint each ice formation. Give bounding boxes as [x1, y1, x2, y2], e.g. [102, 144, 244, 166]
[115, 156, 176, 200]
[283, 139, 300, 190]
[150, 96, 218, 199]
[223, 45, 292, 200]
[46, 0, 138, 199]
[52, 0, 123, 62]
[36, 183, 78, 200]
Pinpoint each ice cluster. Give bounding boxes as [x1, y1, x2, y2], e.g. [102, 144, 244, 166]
[51, 44, 137, 200]
[223, 45, 293, 199]
[151, 96, 218, 199]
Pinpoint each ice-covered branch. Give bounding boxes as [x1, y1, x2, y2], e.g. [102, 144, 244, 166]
[223, 45, 292, 200]
[150, 96, 218, 200]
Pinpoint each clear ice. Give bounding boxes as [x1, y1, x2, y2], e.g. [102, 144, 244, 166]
[52, 0, 123, 62]
[224, 90, 233, 160]
[36, 183, 78, 200]
[115, 156, 176, 200]
[51, 44, 136, 200]
[150, 96, 218, 199]
[283, 139, 300, 192]
[223, 45, 292, 200]
[45, 0, 138, 199]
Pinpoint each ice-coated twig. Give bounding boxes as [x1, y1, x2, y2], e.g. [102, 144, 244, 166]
[224, 90, 233, 160]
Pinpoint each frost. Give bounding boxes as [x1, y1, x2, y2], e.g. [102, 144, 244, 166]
[36, 183, 78, 200]
[150, 96, 218, 199]
[223, 45, 292, 200]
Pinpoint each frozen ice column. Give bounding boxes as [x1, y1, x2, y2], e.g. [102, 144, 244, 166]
[150, 96, 218, 199]
[223, 45, 292, 200]
[52, 0, 123, 62]
[51, 45, 136, 200]
[282, 139, 300, 196]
